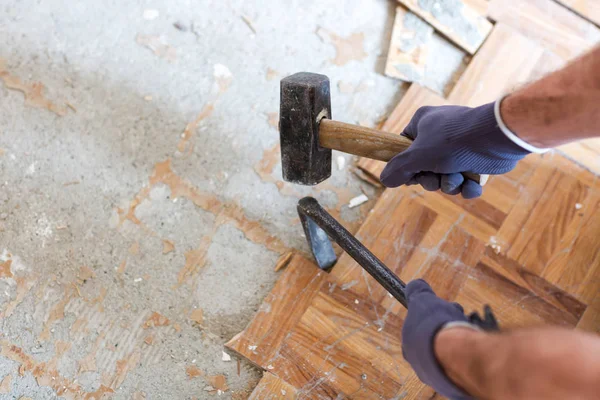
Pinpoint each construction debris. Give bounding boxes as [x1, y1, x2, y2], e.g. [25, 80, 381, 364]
[348, 194, 368, 209]
[274, 252, 293, 272]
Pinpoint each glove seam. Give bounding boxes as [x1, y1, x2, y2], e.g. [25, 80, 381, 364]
[494, 96, 549, 154]
[441, 321, 483, 332]
[430, 324, 474, 399]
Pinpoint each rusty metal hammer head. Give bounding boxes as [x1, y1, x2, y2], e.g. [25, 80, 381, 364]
[279, 72, 332, 185]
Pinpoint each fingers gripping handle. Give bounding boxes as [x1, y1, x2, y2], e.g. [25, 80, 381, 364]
[318, 119, 488, 185]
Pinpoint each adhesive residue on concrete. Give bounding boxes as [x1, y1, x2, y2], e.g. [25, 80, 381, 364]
[316, 28, 368, 66]
[417, 0, 485, 50]
[0, 59, 68, 116]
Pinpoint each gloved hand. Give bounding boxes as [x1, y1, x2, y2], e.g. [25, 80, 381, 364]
[402, 279, 476, 399]
[380, 102, 531, 199]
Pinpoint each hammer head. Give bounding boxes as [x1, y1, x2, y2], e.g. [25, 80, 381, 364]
[280, 72, 332, 185]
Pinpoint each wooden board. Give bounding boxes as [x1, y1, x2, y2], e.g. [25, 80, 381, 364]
[397, 0, 493, 54]
[556, 0, 600, 26]
[230, 16, 600, 400]
[559, 139, 600, 175]
[248, 373, 297, 399]
[488, 0, 600, 61]
[230, 149, 598, 398]
[448, 23, 546, 106]
[225, 254, 327, 367]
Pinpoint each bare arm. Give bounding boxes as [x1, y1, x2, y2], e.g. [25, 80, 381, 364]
[435, 327, 600, 400]
[502, 46, 600, 148]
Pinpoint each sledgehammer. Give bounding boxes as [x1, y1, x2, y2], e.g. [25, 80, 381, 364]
[279, 72, 488, 186]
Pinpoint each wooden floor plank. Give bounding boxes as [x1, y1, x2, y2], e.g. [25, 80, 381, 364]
[268, 290, 409, 399]
[229, 12, 600, 398]
[507, 169, 589, 275]
[330, 192, 438, 304]
[559, 139, 600, 175]
[248, 373, 298, 400]
[448, 23, 545, 106]
[480, 249, 587, 321]
[556, 0, 600, 26]
[225, 255, 327, 367]
[577, 296, 600, 332]
[397, 0, 493, 54]
[487, 0, 600, 61]
[457, 262, 583, 329]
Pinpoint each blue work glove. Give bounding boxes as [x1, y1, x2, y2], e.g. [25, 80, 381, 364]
[402, 279, 476, 400]
[380, 102, 531, 199]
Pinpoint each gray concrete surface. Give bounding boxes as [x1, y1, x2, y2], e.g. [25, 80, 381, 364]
[0, 0, 421, 398]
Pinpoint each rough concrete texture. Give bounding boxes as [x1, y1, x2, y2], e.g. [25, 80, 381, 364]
[0, 0, 405, 398]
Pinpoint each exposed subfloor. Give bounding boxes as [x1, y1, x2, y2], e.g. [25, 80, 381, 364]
[0, 0, 426, 398]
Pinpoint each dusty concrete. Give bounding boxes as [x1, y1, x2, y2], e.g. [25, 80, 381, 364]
[0, 0, 405, 398]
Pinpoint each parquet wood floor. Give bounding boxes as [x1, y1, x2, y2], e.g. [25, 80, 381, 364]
[231, 13, 600, 400]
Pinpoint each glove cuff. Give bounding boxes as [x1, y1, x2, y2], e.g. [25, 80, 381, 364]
[494, 96, 550, 154]
[409, 314, 475, 400]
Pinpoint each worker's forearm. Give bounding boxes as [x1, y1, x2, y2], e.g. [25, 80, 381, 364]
[501, 45, 600, 148]
[434, 327, 600, 400]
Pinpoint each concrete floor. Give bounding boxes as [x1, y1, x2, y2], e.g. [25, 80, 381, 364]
[0, 0, 415, 398]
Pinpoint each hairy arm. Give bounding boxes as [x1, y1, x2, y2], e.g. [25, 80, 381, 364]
[502, 45, 600, 148]
[435, 327, 600, 400]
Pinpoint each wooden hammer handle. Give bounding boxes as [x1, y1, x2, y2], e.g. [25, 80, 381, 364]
[319, 119, 488, 185]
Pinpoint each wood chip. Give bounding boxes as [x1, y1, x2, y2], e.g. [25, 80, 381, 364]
[241, 15, 256, 34]
[186, 365, 204, 379]
[162, 239, 175, 254]
[206, 374, 229, 394]
[66, 102, 77, 112]
[62, 181, 80, 186]
[274, 252, 293, 272]
[143, 312, 170, 329]
[189, 308, 204, 325]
